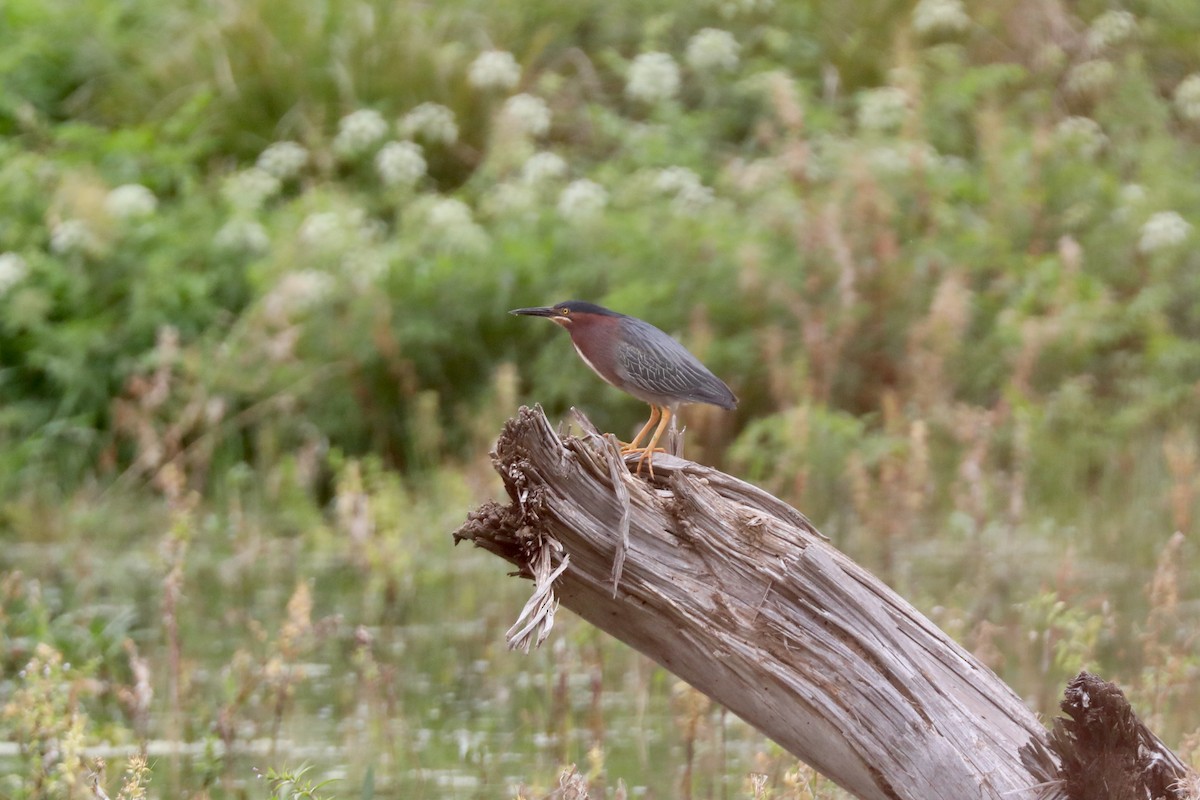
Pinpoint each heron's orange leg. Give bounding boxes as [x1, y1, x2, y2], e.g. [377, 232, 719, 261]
[620, 405, 661, 452]
[633, 406, 673, 478]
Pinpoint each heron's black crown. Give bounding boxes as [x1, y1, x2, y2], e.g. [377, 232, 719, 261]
[553, 301, 622, 317]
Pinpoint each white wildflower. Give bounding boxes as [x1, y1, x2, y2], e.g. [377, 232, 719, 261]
[501, 93, 551, 137]
[265, 270, 335, 319]
[341, 248, 389, 286]
[1119, 184, 1147, 208]
[398, 102, 458, 145]
[1108, 183, 1147, 224]
[1174, 74, 1200, 122]
[653, 166, 704, 194]
[298, 212, 344, 248]
[1034, 45, 1069, 74]
[858, 142, 929, 176]
[222, 168, 281, 211]
[626, 53, 681, 105]
[866, 143, 939, 175]
[0, 252, 29, 294]
[257, 141, 309, 180]
[1139, 211, 1192, 253]
[422, 197, 488, 252]
[912, 0, 970, 36]
[1061, 201, 1095, 231]
[481, 182, 538, 218]
[333, 109, 389, 159]
[468, 50, 521, 91]
[1065, 59, 1116, 99]
[49, 219, 98, 256]
[724, 156, 787, 194]
[686, 29, 740, 72]
[520, 152, 568, 185]
[804, 135, 846, 183]
[939, 154, 969, 174]
[362, 216, 386, 242]
[1053, 116, 1107, 159]
[214, 219, 271, 255]
[671, 182, 715, 216]
[427, 197, 474, 230]
[715, 0, 774, 19]
[557, 179, 608, 223]
[375, 141, 426, 188]
[1086, 10, 1137, 52]
[648, 167, 714, 215]
[856, 87, 909, 133]
[105, 184, 157, 220]
[298, 208, 379, 253]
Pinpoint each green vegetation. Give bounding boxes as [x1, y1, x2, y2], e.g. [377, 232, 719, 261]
[2, 0, 1200, 795]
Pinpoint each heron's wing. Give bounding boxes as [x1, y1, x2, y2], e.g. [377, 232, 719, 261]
[615, 318, 737, 409]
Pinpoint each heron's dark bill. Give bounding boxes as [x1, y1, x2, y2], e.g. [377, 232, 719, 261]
[509, 306, 559, 317]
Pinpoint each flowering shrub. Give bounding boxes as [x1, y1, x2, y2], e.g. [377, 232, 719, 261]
[0, 0, 1196, 492]
[1066, 59, 1117, 99]
[626, 52, 681, 104]
[105, 184, 158, 220]
[500, 93, 551, 137]
[469, 50, 521, 91]
[333, 109, 390, 159]
[855, 87, 908, 133]
[1053, 117, 1107, 160]
[375, 141, 427, 187]
[1139, 211, 1193, 254]
[912, 0, 969, 36]
[1175, 73, 1200, 122]
[49, 219, 98, 256]
[685, 29, 740, 72]
[398, 102, 458, 145]
[214, 218, 271, 254]
[1086, 10, 1137, 52]
[557, 179, 608, 223]
[0, 252, 28, 294]
[257, 141, 309, 180]
[222, 168, 282, 211]
[519, 152, 568, 185]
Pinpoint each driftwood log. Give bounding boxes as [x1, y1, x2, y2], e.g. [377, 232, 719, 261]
[454, 406, 1195, 800]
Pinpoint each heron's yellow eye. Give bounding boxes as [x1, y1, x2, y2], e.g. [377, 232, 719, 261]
[558, 307, 570, 316]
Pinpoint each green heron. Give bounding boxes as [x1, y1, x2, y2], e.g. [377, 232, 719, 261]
[510, 301, 737, 476]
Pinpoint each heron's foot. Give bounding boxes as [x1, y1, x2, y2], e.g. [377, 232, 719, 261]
[618, 442, 666, 454]
[622, 446, 666, 478]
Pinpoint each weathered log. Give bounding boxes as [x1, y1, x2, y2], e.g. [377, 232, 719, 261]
[456, 406, 1064, 799]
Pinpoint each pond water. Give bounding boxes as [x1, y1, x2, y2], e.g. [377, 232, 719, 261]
[0, 501, 788, 799]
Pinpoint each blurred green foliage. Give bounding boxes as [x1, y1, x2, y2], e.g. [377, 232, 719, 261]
[0, 0, 1198, 488]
